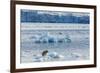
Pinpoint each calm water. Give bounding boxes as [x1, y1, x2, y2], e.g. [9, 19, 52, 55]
[20, 24, 90, 63]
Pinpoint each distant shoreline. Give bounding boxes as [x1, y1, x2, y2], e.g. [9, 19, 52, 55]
[21, 23, 89, 30]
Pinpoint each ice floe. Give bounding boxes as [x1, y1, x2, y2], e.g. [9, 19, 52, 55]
[32, 51, 64, 62]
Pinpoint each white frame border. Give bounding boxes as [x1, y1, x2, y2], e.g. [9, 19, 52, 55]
[15, 4, 94, 69]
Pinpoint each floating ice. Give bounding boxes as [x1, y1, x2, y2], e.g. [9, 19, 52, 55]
[70, 52, 83, 58]
[33, 56, 44, 62]
[21, 29, 89, 63]
[32, 51, 64, 62]
[47, 52, 64, 59]
[33, 33, 71, 44]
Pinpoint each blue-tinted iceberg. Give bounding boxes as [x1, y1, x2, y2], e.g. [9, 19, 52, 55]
[30, 33, 71, 44]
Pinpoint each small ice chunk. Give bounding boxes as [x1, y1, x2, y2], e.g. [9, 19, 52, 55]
[71, 52, 82, 58]
[33, 51, 64, 62]
[33, 56, 43, 62]
[58, 55, 64, 58]
[47, 52, 64, 59]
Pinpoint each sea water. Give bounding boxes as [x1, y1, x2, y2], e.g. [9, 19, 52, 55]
[20, 23, 89, 63]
